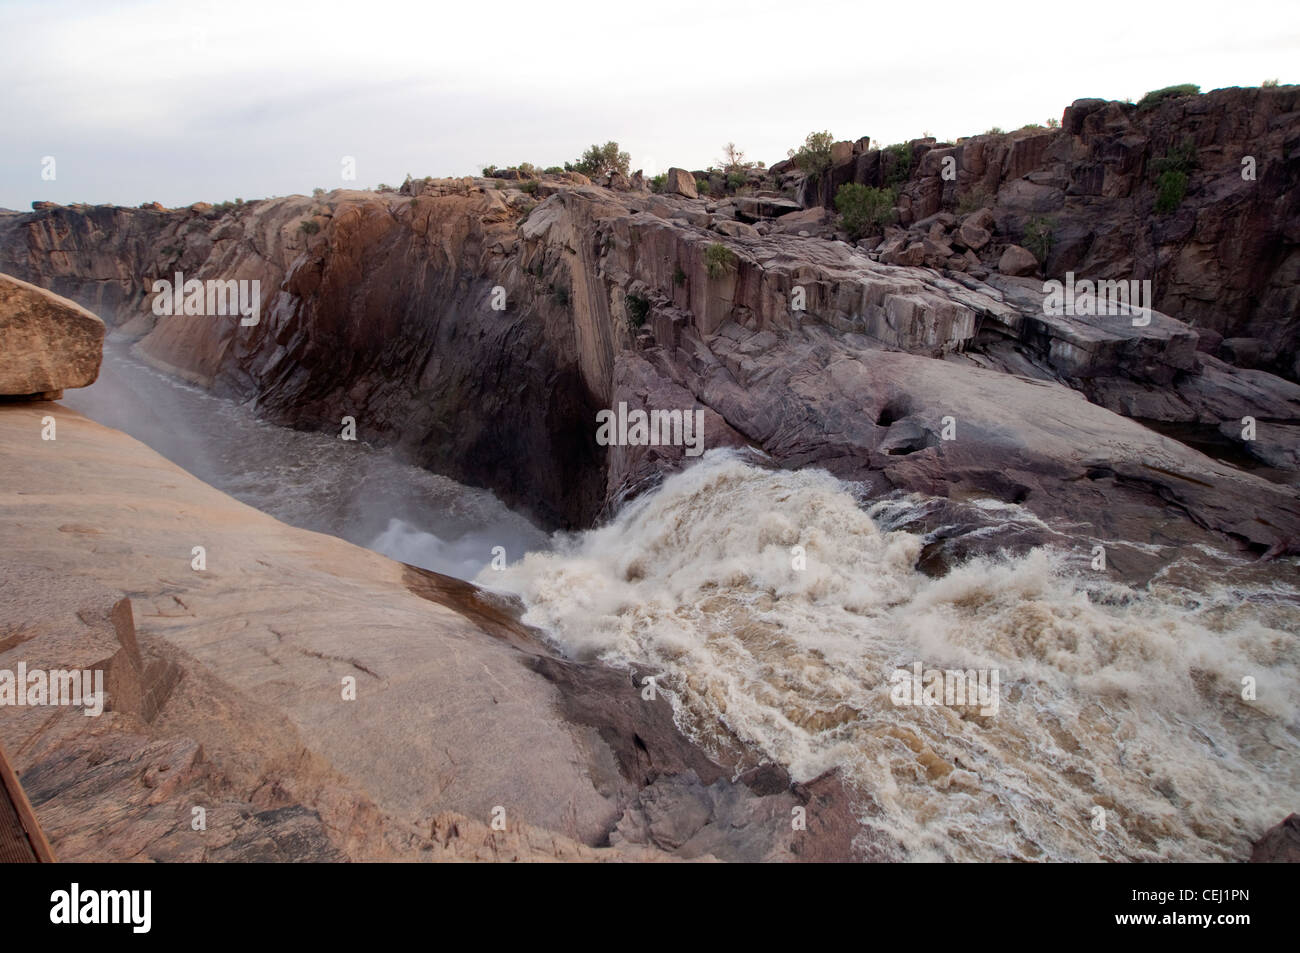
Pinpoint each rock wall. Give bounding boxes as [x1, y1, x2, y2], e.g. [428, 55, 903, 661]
[1, 97, 1298, 574]
[804, 86, 1300, 380]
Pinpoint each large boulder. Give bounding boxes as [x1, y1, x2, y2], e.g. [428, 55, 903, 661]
[0, 272, 105, 398]
[997, 244, 1039, 276]
[956, 214, 992, 251]
[663, 168, 698, 199]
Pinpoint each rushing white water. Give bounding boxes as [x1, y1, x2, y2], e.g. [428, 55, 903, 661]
[481, 450, 1300, 861]
[63, 339, 548, 579]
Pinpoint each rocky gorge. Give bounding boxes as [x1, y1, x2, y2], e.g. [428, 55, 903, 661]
[1, 85, 1298, 862]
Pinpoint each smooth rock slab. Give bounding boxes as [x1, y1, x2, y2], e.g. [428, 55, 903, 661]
[0, 272, 104, 396]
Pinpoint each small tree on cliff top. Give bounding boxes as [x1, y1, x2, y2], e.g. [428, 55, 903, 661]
[719, 142, 756, 173]
[788, 131, 835, 179]
[574, 141, 631, 178]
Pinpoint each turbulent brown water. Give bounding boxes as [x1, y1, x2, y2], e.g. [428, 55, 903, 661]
[482, 451, 1300, 862]
[63, 339, 549, 579]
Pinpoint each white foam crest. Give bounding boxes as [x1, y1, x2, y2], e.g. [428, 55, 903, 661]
[482, 450, 1300, 861]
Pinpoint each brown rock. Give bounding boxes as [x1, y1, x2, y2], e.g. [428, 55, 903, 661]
[886, 241, 926, 267]
[0, 273, 104, 396]
[712, 220, 759, 239]
[1251, 814, 1300, 862]
[663, 168, 698, 199]
[956, 218, 992, 251]
[771, 207, 831, 233]
[997, 244, 1039, 276]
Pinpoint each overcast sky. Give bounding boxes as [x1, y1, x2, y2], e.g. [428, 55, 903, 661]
[2, 0, 1297, 209]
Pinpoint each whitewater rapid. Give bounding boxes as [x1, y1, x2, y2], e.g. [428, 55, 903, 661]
[480, 450, 1300, 862]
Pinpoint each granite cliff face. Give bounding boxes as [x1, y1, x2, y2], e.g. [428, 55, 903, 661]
[1, 90, 1298, 580]
[793, 86, 1300, 382]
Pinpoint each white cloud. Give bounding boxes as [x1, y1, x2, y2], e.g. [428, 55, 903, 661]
[1, 0, 1296, 207]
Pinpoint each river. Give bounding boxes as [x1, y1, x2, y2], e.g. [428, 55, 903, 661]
[63, 338, 550, 580]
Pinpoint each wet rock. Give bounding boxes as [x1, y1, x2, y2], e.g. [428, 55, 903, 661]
[1250, 814, 1300, 862]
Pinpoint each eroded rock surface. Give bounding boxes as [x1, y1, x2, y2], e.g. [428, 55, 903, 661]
[0, 273, 104, 398]
[0, 404, 863, 861]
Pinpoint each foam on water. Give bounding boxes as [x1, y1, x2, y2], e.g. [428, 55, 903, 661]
[482, 450, 1300, 861]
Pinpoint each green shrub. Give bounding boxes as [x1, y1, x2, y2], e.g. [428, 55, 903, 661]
[517, 162, 538, 178]
[1138, 84, 1201, 111]
[696, 177, 710, 195]
[544, 166, 564, 175]
[1151, 137, 1199, 177]
[1262, 78, 1280, 88]
[956, 185, 992, 215]
[726, 171, 747, 191]
[1022, 216, 1054, 264]
[299, 219, 321, 235]
[834, 183, 896, 239]
[624, 292, 650, 329]
[704, 242, 737, 278]
[1155, 170, 1188, 213]
[519, 179, 539, 194]
[1046, 117, 1061, 129]
[551, 283, 570, 308]
[573, 141, 631, 178]
[787, 131, 835, 179]
[883, 143, 913, 189]
[312, 187, 325, 199]
[650, 173, 667, 193]
[482, 165, 499, 177]
[672, 266, 686, 286]
[1150, 137, 1197, 213]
